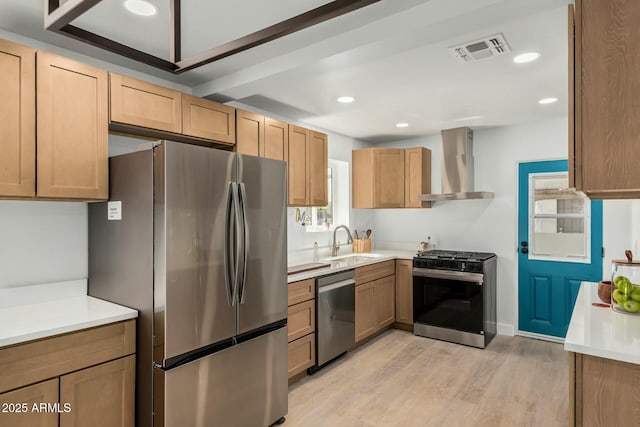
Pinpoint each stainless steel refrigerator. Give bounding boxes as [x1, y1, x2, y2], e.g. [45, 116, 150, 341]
[88, 141, 288, 427]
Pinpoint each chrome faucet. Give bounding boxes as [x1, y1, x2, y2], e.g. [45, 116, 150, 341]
[331, 225, 354, 257]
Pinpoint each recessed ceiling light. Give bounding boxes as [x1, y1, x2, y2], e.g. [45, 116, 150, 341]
[513, 52, 540, 64]
[453, 115, 482, 122]
[336, 96, 355, 104]
[124, 0, 157, 16]
[538, 97, 558, 105]
[396, 123, 409, 128]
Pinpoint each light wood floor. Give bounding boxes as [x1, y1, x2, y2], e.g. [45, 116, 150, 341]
[286, 330, 568, 427]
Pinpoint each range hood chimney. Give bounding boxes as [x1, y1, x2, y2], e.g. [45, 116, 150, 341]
[418, 127, 494, 201]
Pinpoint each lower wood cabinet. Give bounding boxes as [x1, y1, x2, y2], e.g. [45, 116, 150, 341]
[355, 281, 377, 342]
[287, 279, 316, 379]
[60, 356, 135, 427]
[0, 378, 58, 427]
[395, 259, 413, 324]
[355, 261, 396, 343]
[287, 300, 315, 342]
[569, 352, 640, 426]
[287, 333, 315, 379]
[0, 320, 135, 427]
[376, 275, 395, 328]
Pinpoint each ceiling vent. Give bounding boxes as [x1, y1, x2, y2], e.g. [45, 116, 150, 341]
[449, 33, 510, 63]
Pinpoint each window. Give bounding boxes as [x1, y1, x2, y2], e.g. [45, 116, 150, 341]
[305, 159, 349, 232]
[529, 172, 591, 263]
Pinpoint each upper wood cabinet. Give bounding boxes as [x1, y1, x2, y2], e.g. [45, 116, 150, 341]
[395, 259, 413, 325]
[236, 111, 289, 162]
[236, 109, 264, 157]
[37, 52, 108, 200]
[307, 131, 328, 206]
[110, 73, 236, 145]
[405, 147, 432, 208]
[288, 125, 308, 205]
[182, 95, 235, 144]
[570, 1, 640, 198]
[353, 147, 431, 209]
[287, 125, 327, 207]
[0, 39, 35, 198]
[264, 118, 288, 162]
[353, 148, 405, 208]
[110, 73, 182, 134]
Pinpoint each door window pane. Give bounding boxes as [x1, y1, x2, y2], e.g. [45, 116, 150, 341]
[529, 173, 590, 262]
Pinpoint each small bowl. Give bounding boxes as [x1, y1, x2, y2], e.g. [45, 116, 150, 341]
[598, 280, 612, 304]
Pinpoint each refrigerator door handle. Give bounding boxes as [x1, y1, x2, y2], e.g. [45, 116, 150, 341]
[231, 182, 242, 306]
[223, 182, 236, 307]
[238, 183, 250, 304]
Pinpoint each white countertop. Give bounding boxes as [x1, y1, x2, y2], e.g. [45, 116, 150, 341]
[287, 249, 416, 283]
[0, 280, 138, 347]
[565, 281, 640, 365]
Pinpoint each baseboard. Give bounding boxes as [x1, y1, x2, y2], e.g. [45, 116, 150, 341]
[517, 330, 565, 344]
[392, 322, 413, 332]
[497, 323, 515, 336]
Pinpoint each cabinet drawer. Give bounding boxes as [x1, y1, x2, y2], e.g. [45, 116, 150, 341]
[109, 73, 182, 133]
[287, 300, 315, 342]
[355, 260, 395, 285]
[288, 279, 315, 306]
[182, 94, 235, 144]
[0, 378, 58, 427]
[0, 320, 135, 393]
[287, 333, 315, 378]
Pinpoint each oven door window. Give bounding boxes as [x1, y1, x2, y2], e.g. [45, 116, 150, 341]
[414, 276, 483, 334]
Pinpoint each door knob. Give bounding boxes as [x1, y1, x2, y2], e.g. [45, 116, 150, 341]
[521, 248, 529, 254]
[520, 241, 528, 247]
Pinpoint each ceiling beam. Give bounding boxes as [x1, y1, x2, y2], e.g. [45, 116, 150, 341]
[175, 0, 382, 74]
[45, 0, 101, 31]
[44, 0, 381, 74]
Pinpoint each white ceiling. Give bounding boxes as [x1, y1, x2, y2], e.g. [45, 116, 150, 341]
[0, 0, 570, 142]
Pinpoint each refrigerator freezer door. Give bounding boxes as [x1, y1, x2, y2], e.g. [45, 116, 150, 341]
[156, 326, 288, 427]
[236, 155, 288, 335]
[155, 142, 238, 365]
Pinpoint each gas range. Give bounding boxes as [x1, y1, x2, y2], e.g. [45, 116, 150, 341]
[414, 250, 496, 273]
[412, 249, 497, 348]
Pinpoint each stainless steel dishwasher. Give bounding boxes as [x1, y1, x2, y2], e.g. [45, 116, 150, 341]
[313, 269, 356, 371]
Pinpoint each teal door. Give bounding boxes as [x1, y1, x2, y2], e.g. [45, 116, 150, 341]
[518, 160, 602, 338]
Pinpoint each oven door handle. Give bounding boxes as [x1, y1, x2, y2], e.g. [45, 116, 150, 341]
[413, 267, 484, 284]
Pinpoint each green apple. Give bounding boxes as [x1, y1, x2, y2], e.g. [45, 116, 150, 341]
[618, 281, 634, 295]
[613, 289, 629, 305]
[623, 300, 640, 313]
[614, 275, 632, 290]
[631, 289, 640, 302]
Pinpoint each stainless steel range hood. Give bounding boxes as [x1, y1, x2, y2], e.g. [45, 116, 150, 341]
[418, 127, 494, 202]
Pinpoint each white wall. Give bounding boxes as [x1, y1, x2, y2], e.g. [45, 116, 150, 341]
[0, 202, 87, 288]
[369, 118, 633, 335]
